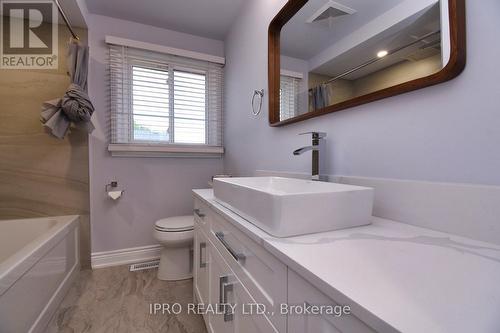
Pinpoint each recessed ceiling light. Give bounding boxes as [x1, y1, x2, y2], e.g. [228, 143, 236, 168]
[377, 50, 389, 58]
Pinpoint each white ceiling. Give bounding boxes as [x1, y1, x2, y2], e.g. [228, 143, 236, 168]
[281, 0, 407, 60]
[84, 0, 246, 40]
[313, 2, 442, 79]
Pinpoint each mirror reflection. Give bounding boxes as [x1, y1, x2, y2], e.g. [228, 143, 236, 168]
[279, 0, 450, 121]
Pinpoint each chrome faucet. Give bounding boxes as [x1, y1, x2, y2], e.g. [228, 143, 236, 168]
[293, 132, 327, 181]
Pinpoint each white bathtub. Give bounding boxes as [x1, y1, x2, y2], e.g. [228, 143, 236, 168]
[0, 215, 79, 333]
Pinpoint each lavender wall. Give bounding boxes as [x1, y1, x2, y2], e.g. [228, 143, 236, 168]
[88, 14, 224, 253]
[224, 0, 500, 186]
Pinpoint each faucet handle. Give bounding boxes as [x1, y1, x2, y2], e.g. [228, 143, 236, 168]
[299, 131, 327, 139]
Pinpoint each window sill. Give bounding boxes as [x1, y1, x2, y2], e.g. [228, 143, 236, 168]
[108, 144, 224, 158]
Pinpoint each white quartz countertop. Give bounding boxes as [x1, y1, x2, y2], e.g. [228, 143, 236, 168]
[193, 189, 500, 333]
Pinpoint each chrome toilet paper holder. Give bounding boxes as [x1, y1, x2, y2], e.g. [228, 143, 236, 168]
[105, 181, 125, 200]
[105, 181, 118, 192]
[105, 181, 125, 194]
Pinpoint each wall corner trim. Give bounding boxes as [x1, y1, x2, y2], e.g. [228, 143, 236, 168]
[105, 35, 225, 64]
[91, 244, 162, 269]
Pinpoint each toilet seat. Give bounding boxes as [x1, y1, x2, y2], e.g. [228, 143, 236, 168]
[153, 215, 195, 281]
[154, 216, 194, 232]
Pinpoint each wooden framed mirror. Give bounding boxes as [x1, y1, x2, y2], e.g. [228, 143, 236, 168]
[269, 0, 466, 126]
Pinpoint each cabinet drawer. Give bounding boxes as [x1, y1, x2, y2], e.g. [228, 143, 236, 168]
[193, 225, 210, 305]
[209, 211, 287, 332]
[288, 270, 376, 333]
[194, 197, 211, 231]
[209, 242, 278, 333]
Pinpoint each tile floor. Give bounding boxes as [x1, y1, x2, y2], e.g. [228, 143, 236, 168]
[46, 266, 207, 333]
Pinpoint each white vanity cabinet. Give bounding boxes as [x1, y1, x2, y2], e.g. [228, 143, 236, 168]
[194, 198, 281, 333]
[208, 242, 278, 333]
[193, 221, 210, 305]
[193, 196, 377, 333]
[207, 243, 233, 333]
[194, 200, 211, 305]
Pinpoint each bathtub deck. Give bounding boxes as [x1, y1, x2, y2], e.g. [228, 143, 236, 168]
[46, 266, 207, 333]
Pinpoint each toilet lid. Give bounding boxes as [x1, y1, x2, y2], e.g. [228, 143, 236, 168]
[155, 215, 194, 232]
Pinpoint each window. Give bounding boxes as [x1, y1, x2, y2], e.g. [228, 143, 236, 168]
[280, 75, 300, 120]
[132, 66, 170, 142]
[108, 43, 223, 156]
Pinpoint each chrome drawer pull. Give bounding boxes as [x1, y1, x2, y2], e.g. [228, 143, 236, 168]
[215, 231, 246, 264]
[189, 248, 193, 273]
[199, 242, 207, 268]
[194, 209, 206, 219]
[219, 275, 234, 322]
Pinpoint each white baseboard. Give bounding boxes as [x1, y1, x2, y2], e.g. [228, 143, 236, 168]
[91, 244, 162, 269]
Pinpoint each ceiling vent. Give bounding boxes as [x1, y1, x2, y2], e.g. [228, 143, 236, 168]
[307, 1, 356, 24]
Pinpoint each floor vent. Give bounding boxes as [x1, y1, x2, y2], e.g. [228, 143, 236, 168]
[129, 260, 160, 272]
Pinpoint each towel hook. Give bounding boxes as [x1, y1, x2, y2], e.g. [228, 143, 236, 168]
[251, 89, 264, 116]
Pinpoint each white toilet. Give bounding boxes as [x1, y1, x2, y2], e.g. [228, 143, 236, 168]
[153, 215, 194, 281]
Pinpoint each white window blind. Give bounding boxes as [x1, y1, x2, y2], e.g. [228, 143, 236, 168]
[109, 44, 223, 153]
[280, 75, 300, 120]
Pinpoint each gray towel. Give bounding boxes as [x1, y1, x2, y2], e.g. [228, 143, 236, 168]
[40, 83, 95, 138]
[62, 83, 94, 123]
[41, 39, 94, 139]
[309, 84, 330, 111]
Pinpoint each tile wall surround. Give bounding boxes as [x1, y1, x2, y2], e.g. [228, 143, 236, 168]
[0, 25, 91, 268]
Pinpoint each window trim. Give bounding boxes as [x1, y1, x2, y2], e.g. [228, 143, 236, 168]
[105, 36, 225, 65]
[108, 143, 224, 158]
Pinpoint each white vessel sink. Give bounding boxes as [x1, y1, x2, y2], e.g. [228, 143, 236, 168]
[213, 177, 374, 237]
